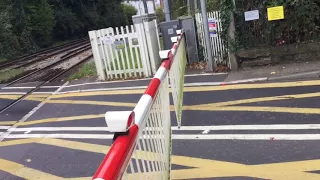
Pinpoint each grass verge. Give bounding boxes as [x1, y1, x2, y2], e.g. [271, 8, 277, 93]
[0, 68, 23, 83]
[108, 47, 142, 71]
[0, 58, 7, 63]
[159, 37, 164, 50]
[68, 61, 97, 80]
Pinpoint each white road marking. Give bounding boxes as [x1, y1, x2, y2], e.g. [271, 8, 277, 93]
[184, 73, 227, 77]
[202, 130, 210, 134]
[0, 82, 69, 142]
[172, 134, 320, 140]
[64, 78, 152, 88]
[0, 126, 10, 130]
[6, 134, 114, 139]
[5, 124, 320, 133]
[171, 124, 320, 131]
[24, 130, 31, 134]
[1, 86, 59, 89]
[0, 92, 26, 95]
[58, 86, 147, 94]
[0, 77, 267, 94]
[5, 134, 320, 140]
[0, 92, 53, 95]
[9, 127, 109, 132]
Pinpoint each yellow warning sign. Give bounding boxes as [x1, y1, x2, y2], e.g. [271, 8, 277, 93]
[267, 6, 284, 21]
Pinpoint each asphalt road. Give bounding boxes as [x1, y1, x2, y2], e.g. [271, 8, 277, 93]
[1, 74, 320, 179]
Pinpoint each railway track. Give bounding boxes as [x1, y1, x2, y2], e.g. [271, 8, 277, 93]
[0, 38, 89, 70]
[0, 42, 93, 114]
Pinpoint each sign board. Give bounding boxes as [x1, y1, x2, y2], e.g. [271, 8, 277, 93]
[114, 40, 125, 50]
[132, 38, 139, 46]
[103, 36, 114, 45]
[244, 10, 259, 21]
[168, 28, 174, 35]
[208, 19, 217, 37]
[267, 6, 284, 21]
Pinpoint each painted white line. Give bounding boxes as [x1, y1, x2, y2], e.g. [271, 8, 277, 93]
[0, 92, 53, 95]
[0, 77, 268, 95]
[0, 126, 10, 130]
[185, 73, 227, 77]
[202, 130, 210, 134]
[225, 77, 268, 84]
[58, 86, 147, 94]
[52, 81, 69, 95]
[7, 124, 320, 133]
[6, 134, 114, 139]
[0, 92, 26, 95]
[64, 78, 152, 88]
[4, 134, 320, 140]
[171, 124, 320, 131]
[184, 82, 223, 87]
[2, 87, 34, 89]
[1, 86, 60, 89]
[0, 82, 69, 142]
[24, 130, 31, 134]
[172, 134, 320, 140]
[32, 92, 54, 94]
[9, 127, 109, 132]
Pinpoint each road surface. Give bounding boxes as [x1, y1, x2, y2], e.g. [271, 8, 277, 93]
[1, 74, 320, 179]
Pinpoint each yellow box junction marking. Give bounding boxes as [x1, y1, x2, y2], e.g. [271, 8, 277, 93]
[3, 80, 320, 126]
[47, 80, 320, 99]
[1, 138, 320, 179]
[3, 90, 320, 127]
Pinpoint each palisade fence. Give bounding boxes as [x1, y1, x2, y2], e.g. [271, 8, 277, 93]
[195, 11, 228, 65]
[89, 18, 161, 80]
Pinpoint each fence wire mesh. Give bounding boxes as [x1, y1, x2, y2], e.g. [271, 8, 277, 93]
[123, 75, 171, 179]
[169, 37, 187, 127]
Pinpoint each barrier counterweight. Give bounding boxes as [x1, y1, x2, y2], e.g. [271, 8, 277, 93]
[93, 30, 186, 180]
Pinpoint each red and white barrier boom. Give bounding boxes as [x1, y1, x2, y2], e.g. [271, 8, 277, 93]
[92, 30, 186, 180]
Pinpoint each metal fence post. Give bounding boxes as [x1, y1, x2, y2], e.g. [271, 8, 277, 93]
[88, 31, 106, 80]
[164, 0, 171, 21]
[200, 0, 216, 72]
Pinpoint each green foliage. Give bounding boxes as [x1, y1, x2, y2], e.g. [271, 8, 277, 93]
[207, 0, 220, 12]
[172, 0, 187, 19]
[0, 58, 7, 62]
[230, 0, 320, 49]
[121, 3, 137, 25]
[156, 7, 165, 23]
[69, 61, 97, 80]
[0, 0, 126, 60]
[219, 0, 234, 49]
[26, 0, 55, 47]
[0, 68, 23, 83]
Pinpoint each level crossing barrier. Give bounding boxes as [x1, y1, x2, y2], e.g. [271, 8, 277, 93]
[92, 29, 187, 180]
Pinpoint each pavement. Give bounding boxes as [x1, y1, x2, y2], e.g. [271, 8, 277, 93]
[1, 69, 320, 179]
[225, 60, 320, 82]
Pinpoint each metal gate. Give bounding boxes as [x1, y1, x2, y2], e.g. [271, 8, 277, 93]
[195, 11, 228, 66]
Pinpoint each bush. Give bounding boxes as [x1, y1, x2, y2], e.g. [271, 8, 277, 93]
[156, 7, 165, 22]
[121, 4, 137, 25]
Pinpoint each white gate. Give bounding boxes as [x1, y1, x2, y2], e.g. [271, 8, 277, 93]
[89, 19, 160, 80]
[195, 11, 228, 65]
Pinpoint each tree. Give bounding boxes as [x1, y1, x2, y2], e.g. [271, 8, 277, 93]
[26, 0, 55, 47]
[156, 7, 165, 22]
[121, 3, 137, 25]
[172, 0, 187, 19]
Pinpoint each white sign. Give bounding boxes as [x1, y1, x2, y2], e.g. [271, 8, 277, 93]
[244, 10, 259, 21]
[103, 36, 114, 44]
